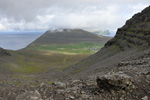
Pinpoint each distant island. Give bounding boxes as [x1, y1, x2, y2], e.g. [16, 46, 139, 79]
[87, 29, 110, 35]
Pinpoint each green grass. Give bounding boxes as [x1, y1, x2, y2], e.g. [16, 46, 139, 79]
[30, 42, 104, 54]
[1, 50, 89, 74]
[13, 75, 35, 80]
[7, 63, 45, 74]
[6, 55, 46, 74]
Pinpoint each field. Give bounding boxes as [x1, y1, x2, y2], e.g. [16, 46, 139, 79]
[28, 42, 105, 54]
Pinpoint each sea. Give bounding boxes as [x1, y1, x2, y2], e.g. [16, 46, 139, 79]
[0, 31, 45, 50]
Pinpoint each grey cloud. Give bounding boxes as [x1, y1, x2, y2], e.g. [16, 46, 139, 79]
[0, 0, 149, 31]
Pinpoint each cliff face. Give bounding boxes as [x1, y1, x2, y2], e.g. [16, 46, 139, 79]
[105, 6, 150, 51]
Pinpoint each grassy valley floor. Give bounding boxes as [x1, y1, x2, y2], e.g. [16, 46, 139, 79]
[27, 42, 105, 54]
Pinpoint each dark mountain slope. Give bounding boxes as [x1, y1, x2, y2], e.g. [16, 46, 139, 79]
[0, 47, 11, 56]
[67, 5, 150, 76]
[105, 6, 150, 50]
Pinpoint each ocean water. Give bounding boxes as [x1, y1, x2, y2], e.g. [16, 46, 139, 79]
[0, 32, 44, 50]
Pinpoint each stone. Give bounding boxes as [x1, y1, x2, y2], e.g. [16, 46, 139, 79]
[69, 96, 75, 99]
[82, 94, 90, 99]
[40, 83, 47, 87]
[54, 82, 66, 88]
[16, 90, 42, 100]
[142, 96, 148, 100]
[72, 80, 81, 84]
[97, 71, 133, 91]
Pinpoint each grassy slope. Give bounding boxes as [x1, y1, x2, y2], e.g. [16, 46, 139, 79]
[0, 50, 89, 74]
[0, 50, 90, 85]
[0, 39, 109, 82]
[0, 41, 108, 82]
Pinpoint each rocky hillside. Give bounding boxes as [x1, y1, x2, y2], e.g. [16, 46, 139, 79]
[0, 50, 149, 100]
[0, 5, 150, 100]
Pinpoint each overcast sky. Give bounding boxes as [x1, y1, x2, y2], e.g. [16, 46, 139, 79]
[0, 0, 149, 31]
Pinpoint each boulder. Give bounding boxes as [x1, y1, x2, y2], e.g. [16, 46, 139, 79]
[96, 71, 133, 91]
[16, 90, 42, 100]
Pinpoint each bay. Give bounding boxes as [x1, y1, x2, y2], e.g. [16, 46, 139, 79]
[0, 33, 43, 50]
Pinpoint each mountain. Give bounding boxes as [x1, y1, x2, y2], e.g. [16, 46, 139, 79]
[26, 29, 111, 54]
[27, 29, 110, 46]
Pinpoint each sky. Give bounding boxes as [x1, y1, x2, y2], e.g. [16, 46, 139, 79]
[0, 0, 149, 32]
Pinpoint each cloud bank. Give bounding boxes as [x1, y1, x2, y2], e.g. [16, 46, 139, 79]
[0, 0, 149, 31]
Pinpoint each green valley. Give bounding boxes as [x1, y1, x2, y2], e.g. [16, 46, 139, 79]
[0, 29, 111, 81]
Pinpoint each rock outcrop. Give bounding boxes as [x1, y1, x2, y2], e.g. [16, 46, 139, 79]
[105, 5, 150, 51]
[96, 71, 133, 91]
[0, 47, 11, 56]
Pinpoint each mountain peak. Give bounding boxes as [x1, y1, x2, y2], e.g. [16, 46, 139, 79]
[122, 5, 150, 29]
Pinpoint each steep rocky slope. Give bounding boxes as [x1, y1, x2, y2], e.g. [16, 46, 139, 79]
[0, 50, 149, 100]
[105, 6, 150, 50]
